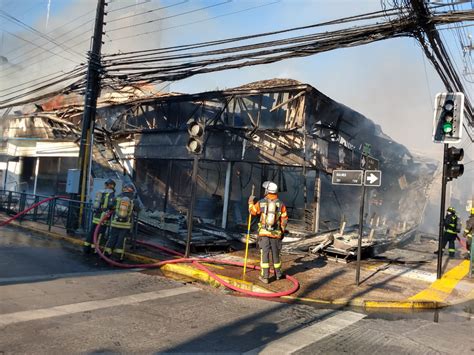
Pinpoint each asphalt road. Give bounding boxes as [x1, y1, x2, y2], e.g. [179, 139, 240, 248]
[0, 226, 473, 354]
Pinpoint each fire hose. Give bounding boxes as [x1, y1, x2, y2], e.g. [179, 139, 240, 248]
[0, 197, 299, 298]
[0, 196, 66, 227]
[94, 211, 299, 298]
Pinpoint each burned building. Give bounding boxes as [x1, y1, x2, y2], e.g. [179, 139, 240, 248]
[0, 79, 437, 241]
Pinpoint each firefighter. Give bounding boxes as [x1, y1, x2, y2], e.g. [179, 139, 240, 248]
[248, 181, 288, 284]
[440, 206, 460, 257]
[105, 183, 140, 261]
[83, 178, 116, 254]
[463, 207, 474, 259]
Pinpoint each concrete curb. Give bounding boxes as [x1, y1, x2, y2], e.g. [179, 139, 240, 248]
[280, 295, 446, 309]
[0, 219, 464, 309]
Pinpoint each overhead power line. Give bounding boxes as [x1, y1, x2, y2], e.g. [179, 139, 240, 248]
[105, 0, 281, 44]
[2, 8, 95, 58]
[2, 3, 474, 134]
[0, 10, 84, 57]
[107, 0, 232, 33]
[107, 0, 188, 23]
[2, 30, 80, 65]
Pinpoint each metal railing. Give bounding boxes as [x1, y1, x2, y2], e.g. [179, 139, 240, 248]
[0, 190, 92, 234]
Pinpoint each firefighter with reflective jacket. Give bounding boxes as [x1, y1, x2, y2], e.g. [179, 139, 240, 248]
[105, 183, 140, 261]
[463, 208, 474, 259]
[441, 207, 460, 257]
[248, 181, 288, 284]
[83, 178, 116, 254]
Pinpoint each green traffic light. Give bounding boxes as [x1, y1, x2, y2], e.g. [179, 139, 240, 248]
[443, 121, 453, 133]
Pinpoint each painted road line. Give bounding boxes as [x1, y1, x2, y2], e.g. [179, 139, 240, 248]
[244, 311, 366, 355]
[409, 260, 470, 302]
[0, 286, 200, 327]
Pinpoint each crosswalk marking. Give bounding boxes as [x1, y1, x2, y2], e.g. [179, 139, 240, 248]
[0, 286, 200, 327]
[244, 311, 366, 355]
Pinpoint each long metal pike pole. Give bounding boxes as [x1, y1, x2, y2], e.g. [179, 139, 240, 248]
[242, 184, 255, 279]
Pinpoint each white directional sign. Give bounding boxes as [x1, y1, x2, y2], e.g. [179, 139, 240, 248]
[332, 170, 363, 186]
[364, 170, 382, 187]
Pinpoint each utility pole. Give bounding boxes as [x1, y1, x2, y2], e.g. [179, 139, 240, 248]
[77, 0, 106, 224]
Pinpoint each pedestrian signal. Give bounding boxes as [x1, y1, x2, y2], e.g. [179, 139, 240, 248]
[432, 92, 464, 143]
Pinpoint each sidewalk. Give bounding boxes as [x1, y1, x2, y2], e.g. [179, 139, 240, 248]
[1, 214, 472, 310]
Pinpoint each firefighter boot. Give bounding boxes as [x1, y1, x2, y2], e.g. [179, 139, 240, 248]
[275, 268, 284, 280]
[259, 268, 270, 284]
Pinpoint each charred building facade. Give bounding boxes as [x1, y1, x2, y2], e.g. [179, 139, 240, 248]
[0, 79, 437, 237]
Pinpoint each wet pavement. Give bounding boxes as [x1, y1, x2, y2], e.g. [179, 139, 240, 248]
[0, 225, 109, 283]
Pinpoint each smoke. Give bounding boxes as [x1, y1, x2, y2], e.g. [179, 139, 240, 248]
[0, 0, 166, 108]
[45, 0, 51, 30]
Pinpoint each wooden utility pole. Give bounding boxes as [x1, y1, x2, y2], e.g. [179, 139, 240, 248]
[77, 0, 106, 220]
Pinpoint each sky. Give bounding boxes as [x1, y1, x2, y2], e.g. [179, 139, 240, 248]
[0, 0, 473, 192]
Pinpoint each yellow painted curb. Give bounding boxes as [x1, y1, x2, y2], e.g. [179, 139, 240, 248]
[0, 218, 458, 309]
[409, 260, 471, 303]
[281, 295, 444, 309]
[363, 300, 445, 309]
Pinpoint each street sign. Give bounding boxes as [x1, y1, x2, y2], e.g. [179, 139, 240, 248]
[332, 170, 363, 186]
[360, 154, 379, 170]
[362, 143, 372, 155]
[364, 170, 382, 187]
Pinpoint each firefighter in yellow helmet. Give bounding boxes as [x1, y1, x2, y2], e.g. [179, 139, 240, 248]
[463, 207, 474, 259]
[105, 183, 140, 261]
[248, 181, 288, 284]
[83, 178, 116, 254]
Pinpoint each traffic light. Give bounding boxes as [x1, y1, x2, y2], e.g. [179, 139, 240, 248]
[432, 92, 464, 143]
[186, 119, 205, 154]
[445, 147, 464, 181]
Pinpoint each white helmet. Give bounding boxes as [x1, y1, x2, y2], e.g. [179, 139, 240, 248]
[262, 181, 278, 194]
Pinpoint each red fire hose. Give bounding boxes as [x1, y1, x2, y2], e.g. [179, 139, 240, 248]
[0, 199, 300, 298]
[0, 196, 66, 227]
[94, 212, 299, 298]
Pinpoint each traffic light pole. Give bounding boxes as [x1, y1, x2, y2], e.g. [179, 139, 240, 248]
[77, 0, 106, 224]
[437, 143, 449, 279]
[185, 155, 199, 258]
